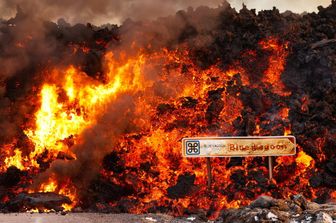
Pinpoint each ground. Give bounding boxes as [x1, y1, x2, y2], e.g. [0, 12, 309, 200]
[0, 213, 208, 223]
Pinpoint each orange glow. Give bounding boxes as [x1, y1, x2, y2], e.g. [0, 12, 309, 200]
[0, 36, 313, 214]
[296, 151, 314, 168]
[284, 126, 291, 136]
[279, 107, 289, 120]
[36, 176, 78, 211]
[260, 38, 290, 96]
[40, 179, 57, 193]
[330, 191, 336, 200]
[3, 149, 25, 171]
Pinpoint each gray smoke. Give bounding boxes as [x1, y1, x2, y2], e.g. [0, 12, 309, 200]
[0, 0, 224, 25]
[0, 0, 330, 25]
[34, 94, 139, 191]
[0, 1, 226, 191]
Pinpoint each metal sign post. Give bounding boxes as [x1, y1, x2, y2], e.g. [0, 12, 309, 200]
[206, 157, 212, 189]
[183, 136, 296, 184]
[268, 156, 273, 180]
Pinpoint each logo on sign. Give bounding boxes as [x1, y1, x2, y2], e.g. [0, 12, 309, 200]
[185, 140, 200, 155]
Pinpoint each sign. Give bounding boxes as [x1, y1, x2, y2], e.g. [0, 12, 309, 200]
[182, 136, 296, 157]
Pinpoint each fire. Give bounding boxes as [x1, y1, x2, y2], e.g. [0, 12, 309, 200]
[24, 84, 81, 162]
[59, 182, 78, 211]
[296, 151, 314, 168]
[260, 38, 290, 96]
[279, 107, 289, 120]
[35, 176, 78, 211]
[40, 179, 57, 192]
[0, 35, 314, 215]
[4, 149, 25, 171]
[23, 52, 147, 165]
[330, 191, 336, 201]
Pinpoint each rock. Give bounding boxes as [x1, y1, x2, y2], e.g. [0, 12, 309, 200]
[314, 212, 333, 223]
[249, 196, 277, 209]
[180, 97, 198, 108]
[310, 174, 323, 187]
[266, 211, 278, 221]
[156, 103, 175, 114]
[222, 196, 336, 223]
[311, 39, 336, 49]
[167, 173, 198, 199]
[8, 192, 71, 212]
[72, 207, 83, 212]
[292, 194, 309, 210]
[270, 210, 291, 221]
[307, 202, 321, 210]
[0, 166, 23, 187]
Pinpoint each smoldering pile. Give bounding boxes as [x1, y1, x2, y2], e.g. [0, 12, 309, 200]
[0, 0, 335, 221]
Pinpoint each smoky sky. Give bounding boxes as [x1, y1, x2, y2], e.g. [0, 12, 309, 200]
[0, 0, 223, 24]
[0, 0, 332, 25]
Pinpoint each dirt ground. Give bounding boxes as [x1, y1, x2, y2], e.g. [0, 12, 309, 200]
[0, 213, 209, 223]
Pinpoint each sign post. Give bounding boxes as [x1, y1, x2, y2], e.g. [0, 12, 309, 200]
[268, 156, 273, 180]
[182, 136, 296, 185]
[206, 157, 212, 189]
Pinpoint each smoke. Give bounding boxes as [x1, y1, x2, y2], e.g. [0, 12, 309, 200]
[0, 0, 331, 25]
[0, 1, 225, 186]
[0, 0, 223, 25]
[0, 0, 226, 81]
[34, 94, 139, 191]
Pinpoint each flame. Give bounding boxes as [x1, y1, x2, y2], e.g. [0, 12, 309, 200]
[3, 149, 25, 171]
[279, 107, 289, 120]
[260, 38, 290, 96]
[330, 191, 336, 200]
[40, 179, 57, 192]
[0, 36, 317, 215]
[35, 176, 78, 211]
[59, 182, 78, 211]
[296, 151, 314, 168]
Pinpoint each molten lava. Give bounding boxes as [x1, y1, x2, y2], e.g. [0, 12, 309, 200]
[0, 37, 315, 216]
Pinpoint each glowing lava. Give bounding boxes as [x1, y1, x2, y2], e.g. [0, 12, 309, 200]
[0, 37, 314, 215]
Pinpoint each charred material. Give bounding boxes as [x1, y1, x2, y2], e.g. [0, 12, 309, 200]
[7, 192, 71, 212]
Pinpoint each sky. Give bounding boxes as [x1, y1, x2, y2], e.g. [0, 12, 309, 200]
[229, 0, 331, 13]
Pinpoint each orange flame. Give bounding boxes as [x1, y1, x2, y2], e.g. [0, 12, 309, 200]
[0, 37, 313, 214]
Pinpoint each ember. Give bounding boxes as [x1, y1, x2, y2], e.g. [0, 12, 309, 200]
[0, 0, 336, 222]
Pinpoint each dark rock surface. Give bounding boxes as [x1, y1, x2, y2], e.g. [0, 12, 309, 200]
[7, 192, 71, 212]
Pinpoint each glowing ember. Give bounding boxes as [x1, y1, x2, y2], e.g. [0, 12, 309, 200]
[4, 149, 25, 171]
[260, 38, 290, 96]
[296, 151, 314, 168]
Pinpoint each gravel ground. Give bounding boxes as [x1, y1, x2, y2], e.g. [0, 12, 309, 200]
[0, 213, 209, 223]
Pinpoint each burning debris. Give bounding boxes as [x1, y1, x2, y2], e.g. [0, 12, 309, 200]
[0, 0, 335, 222]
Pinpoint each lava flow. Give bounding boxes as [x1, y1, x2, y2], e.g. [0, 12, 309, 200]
[0, 36, 311, 214]
[1, 2, 336, 219]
